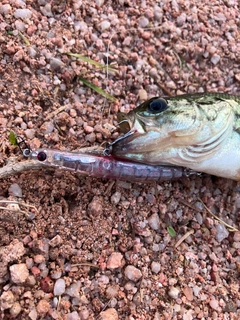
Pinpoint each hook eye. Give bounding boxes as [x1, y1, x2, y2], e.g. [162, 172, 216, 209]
[103, 143, 112, 156]
[22, 149, 32, 157]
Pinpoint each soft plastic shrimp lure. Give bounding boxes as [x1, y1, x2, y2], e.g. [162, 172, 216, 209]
[23, 148, 195, 183]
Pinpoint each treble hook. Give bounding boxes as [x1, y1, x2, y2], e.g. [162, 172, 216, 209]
[16, 136, 32, 157]
[103, 130, 136, 156]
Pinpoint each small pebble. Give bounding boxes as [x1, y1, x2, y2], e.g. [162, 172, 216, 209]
[51, 270, 62, 279]
[40, 277, 54, 293]
[25, 128, 35, 139]
[79, 307, 89, 320]
[233, 232, 240, 242]
[66, 311, 79, 320]
[0, 4, 12, 16]
[176, 13, 186, 26]
[10, 302, 21, 317]
[124, 265, 142, 282]
[25, 258, 34, 269]
[196, 212, 203, 225]
[182, 286, 194, 301]
[193, 285, 201, 296]
[10, 264, 29, 284]
[31, 266, 41, 277]
[26, 275, 36, 287]
[40, 121, 54, 134]
[139, 17, 149, 28]
[105, 285, 119, 299]
[49, 235, 62, 247]
[211, 54, 220, 65]
[50, 57, 64, 72]
[100, 20, 110, 31]
[84, 125, 94, 133]
[209, 297, 219, 310]
[148, 213, 160, 230]
[15, 20, 26, 32]
[28, 307, 37, 320]
[14, 8, 32, 19]
[138, 88, 148, 100]
[8, 183, 22, 197]
[34, 255, 45, 264]
[107, 252, 123, 269]
[168, 287, 180, 300]
[54, 278, 66, 296]
[110, 191, 121, 205]
[95, 0, 105, 7]
[36, 299, 50, 315]
[85, 132, 96, 143]
[99, 308, 119, 320]
[40, 3, 53, 17]
[66, 281, 81, 298]
[215, 224, 229, 242]
[87, 197, 103, 216]
[153, 5, 163, 21]
[116, 181, 131, 189]
[151, 261, 161, 274]
[0, 291, 15, 310]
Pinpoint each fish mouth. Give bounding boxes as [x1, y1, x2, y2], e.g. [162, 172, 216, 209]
[103, 111, 146, 157]
[117, 112, 134, 134]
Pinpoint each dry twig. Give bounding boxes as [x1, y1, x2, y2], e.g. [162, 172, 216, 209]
[0, 158, 45, 180]
[175, 229, 195, 248]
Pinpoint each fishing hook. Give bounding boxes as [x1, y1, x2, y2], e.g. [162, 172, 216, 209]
[16, 136, 32, 158]
[103, 130, 136, 156]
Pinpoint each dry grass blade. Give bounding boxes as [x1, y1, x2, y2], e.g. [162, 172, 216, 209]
[0, 200, 39, 213]
[0, 206, 28, 216]
[71, 262, 99, 269]
[45, 105, 66, 121]
[0, 201, 36, 220]
[18, 31, 30, 46]
[178, 198, 204, 213]
[67, 53, 117, 73]
[198, 198, 238, 232]
[175, 229, 194, 248]
[79, 77, 117, 102]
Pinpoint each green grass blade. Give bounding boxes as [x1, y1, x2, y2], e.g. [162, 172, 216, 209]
[167, 226, 176, 237]
[68, 53, 117, 72]
[79, 77, 117, 102]
[9, 131, 18, 146]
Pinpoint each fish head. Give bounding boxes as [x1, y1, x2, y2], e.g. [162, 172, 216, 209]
[113, 97, 199, 162]
[112, 94, 234, 166]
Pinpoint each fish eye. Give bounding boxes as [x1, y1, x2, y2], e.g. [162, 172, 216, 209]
[37, 151, 47, 161]
[148, 98, 168, 114]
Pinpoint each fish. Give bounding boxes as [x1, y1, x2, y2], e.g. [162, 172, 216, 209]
[110, 93, 240, 181]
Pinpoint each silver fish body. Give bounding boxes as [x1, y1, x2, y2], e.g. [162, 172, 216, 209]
[112, 93, 240, 180]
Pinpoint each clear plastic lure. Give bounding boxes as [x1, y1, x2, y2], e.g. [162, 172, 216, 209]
[27, 149, 190, 183]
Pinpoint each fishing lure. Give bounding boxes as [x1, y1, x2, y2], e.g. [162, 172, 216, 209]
[24, 148, 194, 183]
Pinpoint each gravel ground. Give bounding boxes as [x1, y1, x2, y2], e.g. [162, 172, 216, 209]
[1, 0, 240, 319]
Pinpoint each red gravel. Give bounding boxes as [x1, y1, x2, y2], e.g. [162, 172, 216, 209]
[1, 0, 240, 319]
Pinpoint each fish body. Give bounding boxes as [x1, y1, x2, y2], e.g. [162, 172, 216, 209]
[112, 93, 240, 180]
